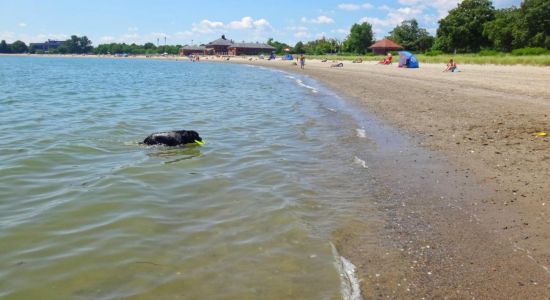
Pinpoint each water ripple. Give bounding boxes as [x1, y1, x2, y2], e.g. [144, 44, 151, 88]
[0, 56, 374, 299]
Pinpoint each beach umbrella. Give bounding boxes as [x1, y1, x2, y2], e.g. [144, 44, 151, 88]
[398, 51, 419, 68]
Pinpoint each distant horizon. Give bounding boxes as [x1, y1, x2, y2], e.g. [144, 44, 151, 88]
[1, 0, 521, 46]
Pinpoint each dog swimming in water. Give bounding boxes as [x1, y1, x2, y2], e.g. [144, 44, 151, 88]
[143, 130, 204, 146]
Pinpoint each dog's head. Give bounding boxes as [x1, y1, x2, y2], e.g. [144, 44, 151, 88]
[182, 130, 203, 145]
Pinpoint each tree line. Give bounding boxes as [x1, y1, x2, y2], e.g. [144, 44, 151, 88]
[1, 0, 546, 56]
[277, 0, 547, 55]
[0, 35, 182, 55]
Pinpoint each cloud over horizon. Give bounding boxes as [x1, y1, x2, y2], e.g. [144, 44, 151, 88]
[0, 0, 523, 45]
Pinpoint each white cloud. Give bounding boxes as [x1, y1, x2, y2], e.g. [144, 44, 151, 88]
[394, 0, 459, 18]
[174, 31, 193, 39]
[315, 32, 327, 39]
[332, 28, 349, 34]
[100, 36, 115, 43]
[0, 31, 16, 41]
[362, 6, 424, 26]
[398, 0, 421, 5]
[287, 26, 309, 31]
[228, 16, 254, 29]
[227, 17, 272, 31]
[0, 32, 69, 43]
[18, 22, 27, 27]
[252, 18, 271, 30]
[360, 16, 394, 27]
[301, 15, 335, 24]
[121, 33, 141, 43]
[396, 7, 423, 15]
[191, 19, 225, 34]
[430, 0, 461, 17]
[338, 2, 373, 11]
[294, 31, 310, 38]
[360, 5, 425, 38]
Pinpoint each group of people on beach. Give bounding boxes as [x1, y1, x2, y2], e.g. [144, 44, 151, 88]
[290, 52, 458, 72]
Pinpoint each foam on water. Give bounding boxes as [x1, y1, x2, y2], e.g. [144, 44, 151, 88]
[332, 243, 363, 300]
[354, 156, 368, 169]
[295, 79, 319, 93]
[356, 128, 367, 138]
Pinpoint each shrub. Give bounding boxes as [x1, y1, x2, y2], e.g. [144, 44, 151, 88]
[511, 47, 549, 56]
[424, 50, 444, 56]
[478, 49, 501, 56]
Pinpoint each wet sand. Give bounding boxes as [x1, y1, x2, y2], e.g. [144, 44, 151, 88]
[223, 57, 550, 298]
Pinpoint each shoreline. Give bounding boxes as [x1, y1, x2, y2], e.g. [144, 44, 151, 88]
[222, 57, 550, 297]
[2, 53, 550, 67]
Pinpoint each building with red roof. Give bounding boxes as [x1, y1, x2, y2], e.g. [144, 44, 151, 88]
[368, 39, 403, 55]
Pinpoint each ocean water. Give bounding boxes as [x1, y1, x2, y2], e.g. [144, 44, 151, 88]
[0, 56, 376, 299]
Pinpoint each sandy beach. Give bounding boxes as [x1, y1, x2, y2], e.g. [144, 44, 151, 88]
[218, 57, 550, 298]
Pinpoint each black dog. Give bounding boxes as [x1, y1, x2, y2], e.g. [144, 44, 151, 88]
[143, 130, 203, 146]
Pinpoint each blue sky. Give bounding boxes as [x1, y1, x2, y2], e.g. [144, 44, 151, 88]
[1, 0, 521, 46]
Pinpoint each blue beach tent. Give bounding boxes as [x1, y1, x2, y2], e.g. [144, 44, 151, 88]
[398, 51, 419, 68]
[282, 54, 294, 60]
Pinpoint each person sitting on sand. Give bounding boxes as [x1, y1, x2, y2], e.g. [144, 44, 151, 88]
[330, 62, 344, 68]
[444, 59, 457, 72]
[378, 53, 392, 64]
[352, 58, 363, 63]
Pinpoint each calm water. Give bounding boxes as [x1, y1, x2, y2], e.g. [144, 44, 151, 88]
[0, 56, 376, 299]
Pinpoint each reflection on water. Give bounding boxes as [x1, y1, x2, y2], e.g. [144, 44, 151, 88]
[0, 56, 374, 299]
[145, 145, 203, 164]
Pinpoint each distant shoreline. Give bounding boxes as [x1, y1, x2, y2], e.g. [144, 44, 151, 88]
[2, 53, 549, 67]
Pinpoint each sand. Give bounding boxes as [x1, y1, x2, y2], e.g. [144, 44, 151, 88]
[220, 57, 550, 298]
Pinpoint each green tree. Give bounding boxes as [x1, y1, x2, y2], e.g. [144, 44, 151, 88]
[483, 8, 520, 51]
[434, 0, 495, 52]
[388, 19, 434, 52]
[144, 42, 157, 50]
[267, 38, 291, 54]
[10, 40, 28, 53]
[514, 0, 550, 49]
[293, 41, 305, 54]
[61, 35, 93, 54]
[0, 40, 10, 53]
[344, 22, 374, 54]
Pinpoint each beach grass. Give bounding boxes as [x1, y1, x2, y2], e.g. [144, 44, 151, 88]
[306, 54, 550, 66]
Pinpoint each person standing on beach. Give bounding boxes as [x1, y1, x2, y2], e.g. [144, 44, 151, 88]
[300, 55, 305, 69]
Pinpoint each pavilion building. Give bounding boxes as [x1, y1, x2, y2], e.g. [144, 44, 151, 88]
[368, 38, 403, 55]
[180, 35, 276, 56]
[205, 35, 234, 55]
[228, 42, 275, 56]
[179, 45, 209, 56]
